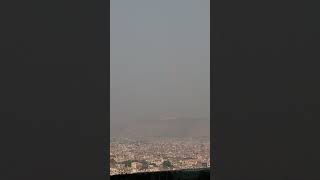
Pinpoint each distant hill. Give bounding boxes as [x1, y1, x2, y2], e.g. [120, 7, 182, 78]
[110, 118, 209, 138]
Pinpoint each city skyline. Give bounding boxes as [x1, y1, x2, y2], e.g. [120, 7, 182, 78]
[110, 0, 210, 175]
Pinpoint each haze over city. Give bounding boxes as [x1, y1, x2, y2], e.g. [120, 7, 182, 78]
[110, 0, 210, 174]
[111, 0, 210, 138]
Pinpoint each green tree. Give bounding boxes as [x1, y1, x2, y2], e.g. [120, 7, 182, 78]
[162, 160, 173, 168]
[122, 160, 132, 167]
[140, 160, 149, 169]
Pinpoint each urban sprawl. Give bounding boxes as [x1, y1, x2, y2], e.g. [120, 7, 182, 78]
[110, 137, 210, 175]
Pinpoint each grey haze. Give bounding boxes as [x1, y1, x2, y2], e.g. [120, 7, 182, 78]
[110, 0, 210, 137]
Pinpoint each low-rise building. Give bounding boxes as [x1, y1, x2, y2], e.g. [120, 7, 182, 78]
[131, 162, 143, 170]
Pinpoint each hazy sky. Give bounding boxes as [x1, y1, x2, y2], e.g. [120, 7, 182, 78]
[111, 0, 210, 123]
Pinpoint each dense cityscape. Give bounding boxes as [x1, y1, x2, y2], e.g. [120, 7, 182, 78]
[110, 137, 210, 175]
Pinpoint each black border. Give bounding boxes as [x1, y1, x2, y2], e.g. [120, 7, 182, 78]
[212, 0, 320, 179]
[0, 0, 110, 179]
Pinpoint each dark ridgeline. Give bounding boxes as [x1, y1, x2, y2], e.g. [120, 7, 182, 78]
[110, 168, 210, 180]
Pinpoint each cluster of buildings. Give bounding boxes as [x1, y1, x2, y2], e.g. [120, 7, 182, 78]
[110, 137, 210, 175]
